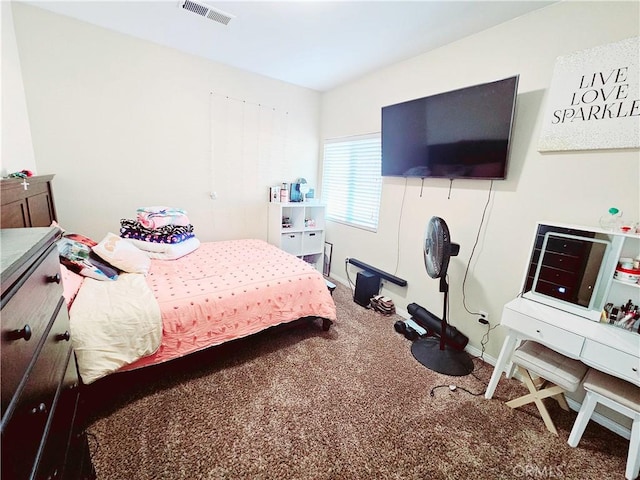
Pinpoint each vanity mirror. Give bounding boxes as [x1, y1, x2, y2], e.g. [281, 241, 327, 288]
[520, 222, 629, 322]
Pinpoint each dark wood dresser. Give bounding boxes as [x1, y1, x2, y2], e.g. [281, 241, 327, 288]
[1, 227, 94, 479]
[0, 175, 57, 229]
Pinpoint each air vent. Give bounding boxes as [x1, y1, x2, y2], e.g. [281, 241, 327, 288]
[179, 0, 234, 26]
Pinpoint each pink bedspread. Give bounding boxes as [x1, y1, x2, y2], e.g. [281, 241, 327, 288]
[120, 239, 336, 371]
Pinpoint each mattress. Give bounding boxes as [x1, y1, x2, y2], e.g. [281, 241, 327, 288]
[119, 239, 337, 372]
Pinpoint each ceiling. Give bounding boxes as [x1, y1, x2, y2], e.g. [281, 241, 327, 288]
[25, 0, 556, 91]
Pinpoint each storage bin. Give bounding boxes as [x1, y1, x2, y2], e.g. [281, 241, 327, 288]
[304, 231, 323, 254]
[281, 233, 302, 255]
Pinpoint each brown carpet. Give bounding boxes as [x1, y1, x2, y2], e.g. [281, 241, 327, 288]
[83, 281, 631, 479]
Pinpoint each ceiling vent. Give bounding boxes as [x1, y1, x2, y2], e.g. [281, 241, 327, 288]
[179, 0, 235, 26]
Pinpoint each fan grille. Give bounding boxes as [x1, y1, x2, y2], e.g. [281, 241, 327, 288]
[424, 217, 451, 279]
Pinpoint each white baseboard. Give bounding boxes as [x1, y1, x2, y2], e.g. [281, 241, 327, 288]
[464, 343, 497, 365]
[564, 398, 631, 440]
[332, 273, 632, 440]
[464, 348, 632, 439]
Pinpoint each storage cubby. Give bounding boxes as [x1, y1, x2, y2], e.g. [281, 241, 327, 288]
[268, 202, 326, 272]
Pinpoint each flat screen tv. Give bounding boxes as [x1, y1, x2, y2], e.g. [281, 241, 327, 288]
[381, 75, 519, 179]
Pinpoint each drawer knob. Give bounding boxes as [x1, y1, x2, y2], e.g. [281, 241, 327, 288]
[6, 324, 32, 341]
[536, 329, 541, 334]
[47, 273, 61, 284]
[31, 402, 48, 415]
[46, 468, 59, 480]
[57, 331, 71, 342]
[633, 367, 638, 373]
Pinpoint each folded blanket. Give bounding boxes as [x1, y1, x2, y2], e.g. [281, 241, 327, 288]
[137, 206, 186, 215]
[136, 206, 190, 229]
[124, 237, 201, 260]
[120, 219, 194, 244]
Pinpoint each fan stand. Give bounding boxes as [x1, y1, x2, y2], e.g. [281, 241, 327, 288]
[411, 276, 474, 376]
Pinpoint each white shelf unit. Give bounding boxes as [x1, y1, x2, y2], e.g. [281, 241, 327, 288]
[608, 231, 640, 308]
[268, 202, 326, 272]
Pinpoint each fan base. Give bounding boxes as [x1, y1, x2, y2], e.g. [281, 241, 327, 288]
[411, 337, 474, 376]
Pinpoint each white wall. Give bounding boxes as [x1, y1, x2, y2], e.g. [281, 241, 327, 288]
[11, 2, 321, 241]
[9, 1, 640, 360]
[1, 1, 37, 176]
[321, 1, 640, 358]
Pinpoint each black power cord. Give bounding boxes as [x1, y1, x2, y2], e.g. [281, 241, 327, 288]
[344, 258, 356, 299]
[461, 180, 494, 316]
[430, 383, 484, 397]
[468, 321, 498, 383]
[429, 320, 498, 398]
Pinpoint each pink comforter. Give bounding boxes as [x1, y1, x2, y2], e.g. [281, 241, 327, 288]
[120, 239, 336, 371]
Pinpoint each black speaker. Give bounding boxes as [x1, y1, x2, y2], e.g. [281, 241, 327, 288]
[354, 271, 380, 307]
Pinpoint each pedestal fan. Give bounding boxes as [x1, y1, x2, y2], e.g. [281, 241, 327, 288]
[410, 216, 474, 376]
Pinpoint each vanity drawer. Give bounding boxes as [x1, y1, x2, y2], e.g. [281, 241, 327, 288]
[582, 339, 640, 385]
[1, 246, 64, 411]
[503, 310, 584, 357]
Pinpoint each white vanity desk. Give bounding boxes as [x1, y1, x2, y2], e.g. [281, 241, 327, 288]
[485, 296, 640, 399]
[485, 222, 640, 401]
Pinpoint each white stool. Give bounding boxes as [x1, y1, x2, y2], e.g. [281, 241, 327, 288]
[506, 341, 588, 436]
[568, 369, 640, 480]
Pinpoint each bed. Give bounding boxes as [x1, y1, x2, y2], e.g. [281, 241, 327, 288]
[67, 238, 337, 384]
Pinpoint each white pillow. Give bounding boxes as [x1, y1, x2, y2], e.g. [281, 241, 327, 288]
[93, 233, 151, 274]
[125, 237, 200, 260]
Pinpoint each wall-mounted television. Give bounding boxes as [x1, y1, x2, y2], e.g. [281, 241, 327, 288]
[381, 75, 519, 179]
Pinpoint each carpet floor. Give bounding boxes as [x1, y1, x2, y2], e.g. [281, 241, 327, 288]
[82, 281, 632, 479]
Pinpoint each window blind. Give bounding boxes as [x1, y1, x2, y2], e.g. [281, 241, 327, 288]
[321, 133, 382, 232]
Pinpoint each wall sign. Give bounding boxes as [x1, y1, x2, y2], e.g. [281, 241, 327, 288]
[538, 36, 639, 152]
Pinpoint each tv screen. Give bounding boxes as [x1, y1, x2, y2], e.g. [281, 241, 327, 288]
[381, 75, 519, 179]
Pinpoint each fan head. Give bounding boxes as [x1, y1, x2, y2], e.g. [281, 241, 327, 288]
[423, 216, 451, 279]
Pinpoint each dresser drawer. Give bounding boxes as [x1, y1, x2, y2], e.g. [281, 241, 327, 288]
[1, 303, 73, 480]
[1, 246, 64, 412]
[19, 300, 73, 407]
[582, 339, 640, 385]
[538, 250, 583, 272]
[534, 278, 578, 303]
[34, 356, 80, 480]
[538, 266, 578, 286]
[545, 236, 588, 256]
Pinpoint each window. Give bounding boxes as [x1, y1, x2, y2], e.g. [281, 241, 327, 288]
[321, 133, 382, 232]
